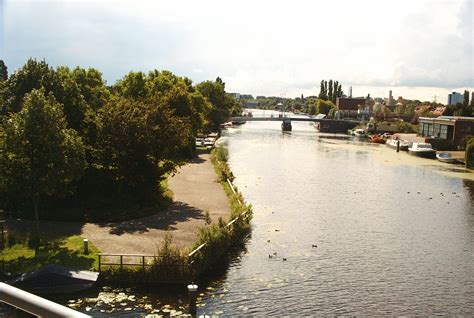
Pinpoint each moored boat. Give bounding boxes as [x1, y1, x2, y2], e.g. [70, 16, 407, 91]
[386, 138, 410, 151]
[408, 142, 436, 158]
[352, 128, 366, 138]
[370, 134, 385, 144]
[281, 119, 292, 131]
[436, 152, 459, 164]
[6, 264, 99, 295]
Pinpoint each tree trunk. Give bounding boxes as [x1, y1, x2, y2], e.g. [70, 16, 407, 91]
[33, 196, 40, 236]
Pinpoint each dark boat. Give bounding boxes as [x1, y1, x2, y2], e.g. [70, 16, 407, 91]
[281, 119, 292, 131]
[6, 264, 99, 295]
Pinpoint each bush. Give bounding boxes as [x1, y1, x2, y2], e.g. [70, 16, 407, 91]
[466, 137, 474, 169]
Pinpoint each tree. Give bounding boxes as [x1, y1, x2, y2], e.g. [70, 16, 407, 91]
[197, 78, 238, 130]
[463, 90, 470, 107]
[328, 80, 333, 104]
[0, 89, 86, 234]
[114, 71, 147, 99]
[317, 99, 335, 115]
[1, 58, 61, 114]
[0, 60, 7, 81]
[95, 96, 192, 200]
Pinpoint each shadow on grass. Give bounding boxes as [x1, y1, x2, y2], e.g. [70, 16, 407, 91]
[104, 201, 205, 235]
[1, 220, 97, 273]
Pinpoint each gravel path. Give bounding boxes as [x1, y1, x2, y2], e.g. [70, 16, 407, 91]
[79, 153, 230, 254]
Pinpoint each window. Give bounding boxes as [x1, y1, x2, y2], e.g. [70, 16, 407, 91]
[440, 125, 448, 139]
[427, 123, 433, 136]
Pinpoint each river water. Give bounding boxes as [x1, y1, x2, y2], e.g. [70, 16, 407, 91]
[199, 110, 474, 316]
[60, 110, 474, 316]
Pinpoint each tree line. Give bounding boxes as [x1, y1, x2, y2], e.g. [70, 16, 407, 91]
[0, 59, 242, 225]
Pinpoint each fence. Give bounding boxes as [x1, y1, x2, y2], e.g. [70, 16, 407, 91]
[97, 178, 250, 283]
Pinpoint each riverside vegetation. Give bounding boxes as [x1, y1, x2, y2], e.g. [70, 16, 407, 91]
[100, 147, 253, 284]
[0, 58, 241, 233]
[0, 58, 246, 276]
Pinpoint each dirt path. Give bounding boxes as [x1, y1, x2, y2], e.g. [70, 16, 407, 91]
[79, 153, 230, 254]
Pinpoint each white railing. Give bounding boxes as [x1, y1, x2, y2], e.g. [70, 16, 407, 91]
[0, 282, 90, 318]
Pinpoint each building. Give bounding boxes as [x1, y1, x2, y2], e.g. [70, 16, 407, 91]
[447, 92, 463, 105]
[336, 97, 367, 118]
[418, 116, 474, 149]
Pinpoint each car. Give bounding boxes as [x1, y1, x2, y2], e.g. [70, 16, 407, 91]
[382, 132, 392, 138]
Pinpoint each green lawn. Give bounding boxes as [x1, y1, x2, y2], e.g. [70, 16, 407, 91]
[1, 234, 100, 274]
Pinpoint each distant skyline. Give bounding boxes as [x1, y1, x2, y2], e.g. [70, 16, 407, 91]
[1, 0, 473, 102]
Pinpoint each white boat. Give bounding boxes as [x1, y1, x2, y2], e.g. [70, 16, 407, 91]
[408, 142, 436, 158]
[353, 129, 366, 138]
[436, 152, 459, 164]
[386, 138, 410, 151]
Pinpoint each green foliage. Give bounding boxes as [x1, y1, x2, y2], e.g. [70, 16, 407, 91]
[317, 99, 336, 115]
[0, 89, 86, 222]
[466, 137, 474, 169]
[0, 59, 237, 222]
[0, 233, 99, 273]
[197, 78, 241, 130]
[210, 147, 234, 182]
[0, 60, 7, 81]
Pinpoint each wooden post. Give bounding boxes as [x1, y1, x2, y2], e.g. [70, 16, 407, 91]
[83, 239, 89, 255]
[397, 140, 400, 152]
[120, 255, 123, 270]
[142, 256, 145, 271]
[98, 255, 101, 272]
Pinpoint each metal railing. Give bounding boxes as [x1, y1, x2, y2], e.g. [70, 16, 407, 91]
[0, 282, 90, 318]
[98, 253, 156, 271]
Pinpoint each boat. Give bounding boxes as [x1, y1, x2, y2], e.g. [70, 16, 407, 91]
[352, 128, 366, 138]
[6, 264, 99, 295]
[370, 134, 385, 144]
[408, 142, 436, 158]
[231, 120, 246, 125]
[281, 119, 292, 131]
[385, 138, 410, 151]
[436, 152, 459, 164]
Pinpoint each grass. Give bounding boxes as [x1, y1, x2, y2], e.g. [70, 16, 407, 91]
[1, 234, 100, 273]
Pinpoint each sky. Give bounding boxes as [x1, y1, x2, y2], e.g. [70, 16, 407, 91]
[0, 0, 473, 102]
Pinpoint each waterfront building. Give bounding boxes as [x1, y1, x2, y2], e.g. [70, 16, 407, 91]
[447, 92, 463, 105]
[418, 116, 474, 149]
[336, 97, 366, 118]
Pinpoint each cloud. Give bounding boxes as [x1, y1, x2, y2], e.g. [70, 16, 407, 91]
[390, 0, 473, 88]
[2, 0, 473, 100]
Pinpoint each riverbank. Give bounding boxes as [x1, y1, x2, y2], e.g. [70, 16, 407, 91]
[81, 153, 230, 253]
[1, 152, 233, 273]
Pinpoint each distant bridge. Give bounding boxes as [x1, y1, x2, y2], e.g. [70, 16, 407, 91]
[229, 117, 360, 133]
[230, 117, 360, 123]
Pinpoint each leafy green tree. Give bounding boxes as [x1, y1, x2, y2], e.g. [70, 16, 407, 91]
[95, 96, 192, 200]
[114, 71, 147, 99]
[0, 60, 7, 81]
[317, 99, 335, 115]
[463, 90, 470, 107]
[0, 89, 86, 233]
[1, 58, 61, 114]
[197, 78, 238, 130]
[328, 80, 333, 103]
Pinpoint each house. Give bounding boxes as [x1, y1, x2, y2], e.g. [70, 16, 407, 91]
[418, 116, 474, 149]
[336, 97, 366, 118]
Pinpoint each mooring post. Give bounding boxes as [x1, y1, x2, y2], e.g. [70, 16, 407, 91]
[187, 283, 198, 315]
[397, 140, 400, 152]
[83, 239, 89, 255]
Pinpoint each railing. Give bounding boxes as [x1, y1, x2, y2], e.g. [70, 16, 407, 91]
[0, 282, 90, 318]
[98, 253, 156, 272]
[97, 178, 250, 281]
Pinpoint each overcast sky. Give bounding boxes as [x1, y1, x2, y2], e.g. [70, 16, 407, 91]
[1, 0, 473, 101]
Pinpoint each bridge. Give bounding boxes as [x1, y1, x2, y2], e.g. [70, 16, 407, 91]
[229, 117, 360, 132]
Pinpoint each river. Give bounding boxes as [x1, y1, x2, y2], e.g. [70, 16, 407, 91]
[61, 110, 474, 316]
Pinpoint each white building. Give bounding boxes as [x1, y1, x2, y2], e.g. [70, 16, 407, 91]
[447, 92, 463, 105]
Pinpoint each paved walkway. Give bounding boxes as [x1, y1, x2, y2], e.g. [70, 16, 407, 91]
[79, 153, 230, 254]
